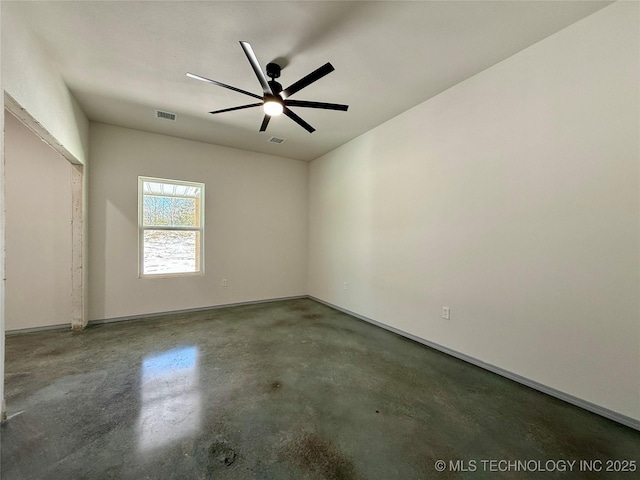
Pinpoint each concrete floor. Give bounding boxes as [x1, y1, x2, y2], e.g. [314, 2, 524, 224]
[1, 298, 638, 479]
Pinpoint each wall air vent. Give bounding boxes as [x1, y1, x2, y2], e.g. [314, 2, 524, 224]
[268, 136, 286, 144]
[156, 110, 177, 121]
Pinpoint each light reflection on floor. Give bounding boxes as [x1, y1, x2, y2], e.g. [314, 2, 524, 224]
[137, 346, 201, 452]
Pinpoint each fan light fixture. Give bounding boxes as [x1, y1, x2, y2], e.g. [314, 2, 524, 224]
[263, 99, 283, 116]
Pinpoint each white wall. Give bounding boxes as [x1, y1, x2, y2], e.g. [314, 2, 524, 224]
[4, 112, 73, 331]
[308, 2, 639, 421]
[89, 123, 308, 320]
[1, 3, 89, 166]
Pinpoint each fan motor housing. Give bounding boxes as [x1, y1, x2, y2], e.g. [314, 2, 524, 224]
[266, 62, 281, 79]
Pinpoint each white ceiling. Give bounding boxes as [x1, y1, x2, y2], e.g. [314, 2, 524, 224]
[4, 1, 610, 161]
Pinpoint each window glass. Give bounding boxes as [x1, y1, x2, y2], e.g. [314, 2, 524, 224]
[139, 177, 204, 276]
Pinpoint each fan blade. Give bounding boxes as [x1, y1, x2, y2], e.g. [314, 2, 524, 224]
[239, 41, 273, 96]
[283, 107, 315, 133]
[259, 115, 271, 132]
[209, 103, 262, 114]
[186, 72, 262, 100]
[281, 63, 335, 99]
[285, 100, 348, 111]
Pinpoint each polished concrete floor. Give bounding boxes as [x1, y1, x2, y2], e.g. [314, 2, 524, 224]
[2, 298, 638, 479]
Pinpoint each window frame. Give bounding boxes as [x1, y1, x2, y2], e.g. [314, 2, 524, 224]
[138, 176, 205, 278]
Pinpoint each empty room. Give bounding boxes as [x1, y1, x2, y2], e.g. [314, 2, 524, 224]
[1, 1, 638, 478]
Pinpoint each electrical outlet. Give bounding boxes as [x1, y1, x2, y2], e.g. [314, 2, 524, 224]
[442, 307, 450, 320]
[221, 279, 228, 287]
[343, 282, 348, 290]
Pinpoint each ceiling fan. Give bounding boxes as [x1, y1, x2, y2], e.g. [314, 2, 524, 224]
[187, 41, 348, 133]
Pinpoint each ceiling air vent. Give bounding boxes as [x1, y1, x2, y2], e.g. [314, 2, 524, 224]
[156, 110, 177, 121]
[268, 136, 286, 144]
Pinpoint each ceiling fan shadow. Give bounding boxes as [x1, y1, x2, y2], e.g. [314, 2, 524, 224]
[285, 2, 365, 59]
[270, 56, 289, 70]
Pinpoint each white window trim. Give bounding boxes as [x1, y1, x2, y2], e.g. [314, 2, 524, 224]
[138, 176, 205, 278]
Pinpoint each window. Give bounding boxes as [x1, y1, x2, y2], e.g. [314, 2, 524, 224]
[138, 177, 204, 276]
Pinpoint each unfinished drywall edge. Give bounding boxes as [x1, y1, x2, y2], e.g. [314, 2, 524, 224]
[309, 296, 640, 431]
[4, 93, 82, 166]
[71, 164, 85, 330]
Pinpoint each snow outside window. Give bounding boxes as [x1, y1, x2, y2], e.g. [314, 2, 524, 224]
[138, 177, 205, 277]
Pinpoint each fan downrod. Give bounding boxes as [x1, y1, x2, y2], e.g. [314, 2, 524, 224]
[266, 63, 283, 94]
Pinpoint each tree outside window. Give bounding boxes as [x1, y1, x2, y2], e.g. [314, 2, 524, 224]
[139, 177, 204, 276]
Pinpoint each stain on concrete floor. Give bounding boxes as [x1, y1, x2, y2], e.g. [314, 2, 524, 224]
[2, 298, 639, 479]
[208, 438, 238, 469]
[283, 433, 357, 480]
